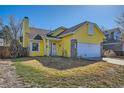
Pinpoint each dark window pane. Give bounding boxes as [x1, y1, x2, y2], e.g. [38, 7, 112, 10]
[32, 43, 39, 51]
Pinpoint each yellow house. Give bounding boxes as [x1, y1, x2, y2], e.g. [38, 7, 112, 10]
[21, 17, 105, 59]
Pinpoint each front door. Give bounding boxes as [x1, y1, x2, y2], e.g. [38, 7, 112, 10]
[52, 43, 56, 56]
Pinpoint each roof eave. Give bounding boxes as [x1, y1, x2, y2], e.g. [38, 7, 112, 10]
[59, 32, 74, 37]
[46, 37, 61, 41]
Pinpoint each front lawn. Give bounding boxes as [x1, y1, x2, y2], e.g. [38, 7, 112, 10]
[12, 57, 124, 88]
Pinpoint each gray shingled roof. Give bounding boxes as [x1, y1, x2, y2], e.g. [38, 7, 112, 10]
[28, 27, 50, 39]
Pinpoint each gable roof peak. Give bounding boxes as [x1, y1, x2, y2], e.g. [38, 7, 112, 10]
[58, 21, 88, 36]
[54, 26, 67, 30]
[59, 26, 67, 29]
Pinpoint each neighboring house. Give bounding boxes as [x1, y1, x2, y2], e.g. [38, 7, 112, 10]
[0, 31, 4, 46]
[103, 27, 124, 55]
[21, 17, 105, 59]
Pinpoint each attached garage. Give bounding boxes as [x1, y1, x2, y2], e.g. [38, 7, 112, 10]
[77, 43, 101, 58]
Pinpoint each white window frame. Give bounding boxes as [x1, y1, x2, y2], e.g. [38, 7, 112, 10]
[30, 40, 40, 52]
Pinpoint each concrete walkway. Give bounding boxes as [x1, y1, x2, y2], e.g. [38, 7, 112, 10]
[103, 57, 124, 65]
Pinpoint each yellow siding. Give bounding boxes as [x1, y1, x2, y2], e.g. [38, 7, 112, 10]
[57, 41, 62, 56]
[61, 35, 73, 57]
[22, 18, 29, 48]
[30, 40, 44, 56]
[74, 23, 104, 44]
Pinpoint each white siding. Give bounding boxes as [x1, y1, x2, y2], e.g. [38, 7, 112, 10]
[0, 38, 3, 46]
[77, 43, 101, 58]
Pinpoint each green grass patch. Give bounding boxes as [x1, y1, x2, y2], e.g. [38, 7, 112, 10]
[15, 62, 53, 87]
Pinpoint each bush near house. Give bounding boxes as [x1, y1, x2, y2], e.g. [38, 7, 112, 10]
[9, 40, 29, 58]
[0, 46, 29, 58]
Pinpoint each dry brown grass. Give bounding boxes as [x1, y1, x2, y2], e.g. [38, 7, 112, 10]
[35, 56, 99, 70]
[13, 57, 124, 88]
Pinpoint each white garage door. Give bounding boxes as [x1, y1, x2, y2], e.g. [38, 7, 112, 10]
[77, 43, 101, 58]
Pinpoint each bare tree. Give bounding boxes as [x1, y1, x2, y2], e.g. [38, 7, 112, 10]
[116, 13, 124, 42]
[8, 16, 23, 57]
[0, 16, 28, 58]
[116, 13, 124, 30]
[0, 17, 13, 46]
[0, 17, 4, 30]
[3, 25, 13, 46]
[9, 16, 28, 58]
[9, 15, 22, 40]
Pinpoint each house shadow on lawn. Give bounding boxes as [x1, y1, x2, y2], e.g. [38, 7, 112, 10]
[34, 56, 100, 70]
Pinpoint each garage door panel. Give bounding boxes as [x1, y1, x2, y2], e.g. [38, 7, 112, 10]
[77, 43, 101, 58]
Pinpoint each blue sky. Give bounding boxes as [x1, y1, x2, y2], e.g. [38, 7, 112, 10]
[0, 5, 124, 30]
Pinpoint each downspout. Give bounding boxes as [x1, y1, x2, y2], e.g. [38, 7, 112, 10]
[43, 36, 46, 56]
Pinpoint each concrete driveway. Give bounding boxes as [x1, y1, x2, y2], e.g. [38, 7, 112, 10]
[103, 57, 124, 65]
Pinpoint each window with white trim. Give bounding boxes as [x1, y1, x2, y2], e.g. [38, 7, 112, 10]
[88, 23, 94, 35]
[32, 43, 39, 51]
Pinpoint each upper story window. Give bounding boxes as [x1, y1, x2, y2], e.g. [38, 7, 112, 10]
[88, 23, 94, 35]
[32, 43, 39, 51]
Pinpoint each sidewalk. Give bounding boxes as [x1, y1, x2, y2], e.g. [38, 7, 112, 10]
[103, 57, 124, 65]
